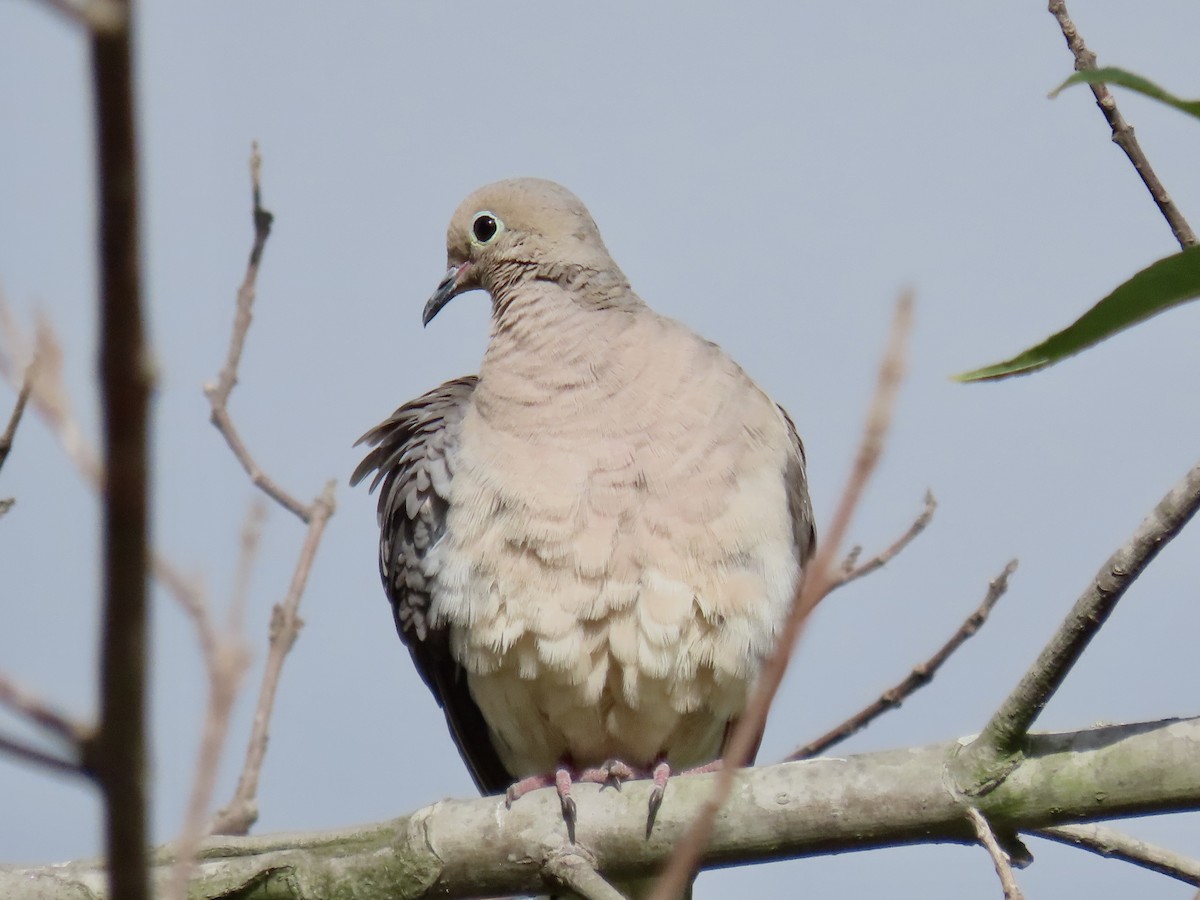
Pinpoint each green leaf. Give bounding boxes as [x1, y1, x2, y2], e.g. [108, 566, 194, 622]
[1051, 67, 1200, 122]
[956, 246, 1200, 382]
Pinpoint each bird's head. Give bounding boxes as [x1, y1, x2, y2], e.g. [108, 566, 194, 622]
[422, 178, 628, 326]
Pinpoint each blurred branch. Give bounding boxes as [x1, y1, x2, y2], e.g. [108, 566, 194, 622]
[0, 363, 35, 518]
[1036, 823, 1200, 888]
[649, 292, 913, 900]
[967, 808, 1026, 900]
[165, 501, 262, 900]
[33, 0, 125, 33]
[1048, 0, 1197, 248]
[211, 480, 335, 835]
[3, 716, 1199, 899]
[82, 3, 153, 899]
[0, 672, 90, 776]
[829, 489, 936, 592]
[790, 558, 1017, 761]
[207, 149, 338, 835]
[952, 456, 1200, 792]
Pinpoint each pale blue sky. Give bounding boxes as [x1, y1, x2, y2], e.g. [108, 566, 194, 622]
[2, 3, 1200, 897]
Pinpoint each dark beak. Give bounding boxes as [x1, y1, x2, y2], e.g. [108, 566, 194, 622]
[422, 263, 468, 327]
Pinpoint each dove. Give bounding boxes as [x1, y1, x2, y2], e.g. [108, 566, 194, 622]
[352, 178, 815, 830]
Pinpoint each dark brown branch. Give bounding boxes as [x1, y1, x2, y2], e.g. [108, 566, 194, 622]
[968, 808, 1026, 900]
[0, 368, 32, 478]
[0, 733, 83, 778]
[211, 481, 335, 835]
[953, 456, 1200, 791]
[202, 147, 310, 522]
[830, 489, 936, 591]
[85, 5, 152, 899]
[1048, 0, 1197, 249]
[1034, 823, 1200, 887]
[790, 558, 1017, 761]
[649, 292, 914, 900]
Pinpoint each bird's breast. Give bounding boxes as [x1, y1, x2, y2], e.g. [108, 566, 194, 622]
[431, 322, 801, 775]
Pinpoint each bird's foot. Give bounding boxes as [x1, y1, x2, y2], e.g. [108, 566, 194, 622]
[646, 758, 725, 832]
[576, 758, 636, 791]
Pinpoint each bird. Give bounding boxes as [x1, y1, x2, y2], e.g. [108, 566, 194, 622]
[351, 178, 815, 830]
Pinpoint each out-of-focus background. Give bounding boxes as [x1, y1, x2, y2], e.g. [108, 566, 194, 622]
[2, 3, 1199, 896]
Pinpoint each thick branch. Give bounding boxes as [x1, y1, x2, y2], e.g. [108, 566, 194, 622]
[1048, 0, 1197, 248]
[953, 457, 1200, 790]
[87, 5, 152, 900]
[3, 717, 1197, 899]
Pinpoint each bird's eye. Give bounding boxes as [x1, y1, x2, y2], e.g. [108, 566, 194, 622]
[471, 211, 502, 244]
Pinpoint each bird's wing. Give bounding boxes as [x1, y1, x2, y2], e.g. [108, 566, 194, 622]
[778, 403, 817, 569]
[351, 375, 513, 795]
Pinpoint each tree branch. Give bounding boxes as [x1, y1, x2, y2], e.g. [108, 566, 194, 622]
[790, 558, 1017, 761]
[830, 489, 936, 591]
[952, 456, 1200, 791]
[967, 807, 1026, 900]
[84, 5, 152, 899]
[1035, 823, 1200, 888]
[202, 146, 311, 523]
[649, 291, 913, 900]
[1048, 0, 1197, 249]
[203, 150, 338, 835]
[2, 717, 1197, 899]
[32, 0, 125, 34]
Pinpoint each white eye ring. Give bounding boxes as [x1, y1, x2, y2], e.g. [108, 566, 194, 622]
[471, 210, 504, 245]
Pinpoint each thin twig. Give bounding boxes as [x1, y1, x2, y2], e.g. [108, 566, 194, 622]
[202, 146, 309, 522]
[830, 489, 936, 591]
[1048, 0, 1197, 249]
[968, 807, 1026, 900]
[0, 673, 90, 747]
[1035, 823, 1200, 888]
[954, 456, 1200, 791]
[648, 292, 914, 900]
[211, 480, 335, 835]
[165, 501, 263, 900]
[0, 733, 83, 778]
[0, 366, 33, 477]
[790, 558, 1018, 761]
[543, 852, 628, 900]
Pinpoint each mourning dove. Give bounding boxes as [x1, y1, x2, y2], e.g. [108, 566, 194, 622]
[352, 179, 815, 827]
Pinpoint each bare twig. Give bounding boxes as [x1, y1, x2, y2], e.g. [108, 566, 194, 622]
[1035, 823, 1200, 887]
[543, 852, 628, 900]
[968, 807, 1026, 900]
[79, 5, 154, 899]
[32, 0, 126, 33]
[830, 489, 936, 591]
[1048, 0, 1197, 249]
[790, 558, 1018, 761]
[211, 481, 334, 835]
[648, 292, 913, 900]
[202, 147, 310, 522]
[0, 673, 90, 747]
[0, 367, 33, 477]
[201, 149, 337, 835]
[165, 501, 263, 900]
[953, 456, 1200, 791]
[0, 733, 83, 778]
